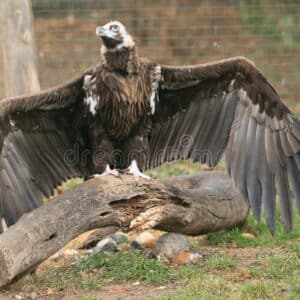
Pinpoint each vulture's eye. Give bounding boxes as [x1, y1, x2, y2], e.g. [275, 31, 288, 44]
[110, 24, 119, 32]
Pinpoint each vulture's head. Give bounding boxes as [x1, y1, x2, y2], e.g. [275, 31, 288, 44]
[96, 21, 135, 52]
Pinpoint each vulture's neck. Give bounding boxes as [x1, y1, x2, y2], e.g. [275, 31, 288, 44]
[101, 46, 139, 75]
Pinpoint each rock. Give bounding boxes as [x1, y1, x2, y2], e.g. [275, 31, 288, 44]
[29, 292, 38, 300]
[171, 252, 202, 266]
[46, 288, 55, 295]
[241, 233, 256, 239]
[106, 232, 128, 244]
[93, 237, 118, 253]
[14, 295, 23, 300]
[156, 286, 167, 290]
[153, 233, 189, 259]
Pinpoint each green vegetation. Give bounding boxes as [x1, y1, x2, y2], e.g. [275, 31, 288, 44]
[25, 250, 171, 290]
[206, 211, 300, 248]
[77, 250, 171, 284]
[61, 177, 84, 190]
[146, 159, 226, 178]
[80, 297, 96, 300]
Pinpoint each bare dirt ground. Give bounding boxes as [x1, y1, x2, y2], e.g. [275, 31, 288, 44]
[0, 283, 176, 300]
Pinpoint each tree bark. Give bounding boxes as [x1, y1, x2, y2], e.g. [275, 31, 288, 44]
[0, 172, 249, 287]
[0, 0, 40, 98]
[0, 0, 40, 231]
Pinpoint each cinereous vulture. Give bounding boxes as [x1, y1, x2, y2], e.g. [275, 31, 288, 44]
[0, 21, 299, 234]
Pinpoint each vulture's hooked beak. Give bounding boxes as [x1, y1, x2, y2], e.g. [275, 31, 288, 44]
[96, 26, 121, 41]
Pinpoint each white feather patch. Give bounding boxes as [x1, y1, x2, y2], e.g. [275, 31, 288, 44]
[83, 74, 99, 116]
[84, 95, 99, 116]
[150, 65, 162, 114]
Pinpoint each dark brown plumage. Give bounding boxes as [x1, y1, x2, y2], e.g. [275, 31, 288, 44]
[0, 21, 299, 234]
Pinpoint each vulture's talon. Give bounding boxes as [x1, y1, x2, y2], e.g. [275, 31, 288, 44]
[126, 160, 151, 180]
[93, 165, 121, 178]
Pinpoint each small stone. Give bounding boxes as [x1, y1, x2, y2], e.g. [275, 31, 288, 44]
[29, 292, 38, 300]
[14, 295, 23, 300]
[46, 288, 55, 295]
[132, 281, 140, 286]
[106, 232, 128, 244]
[156, 286, 167, 290]
[241, 233, 256, 239]
[153, 233, 189, 259]
[63, 249, 78, 256]
[93, 237, 117, 253]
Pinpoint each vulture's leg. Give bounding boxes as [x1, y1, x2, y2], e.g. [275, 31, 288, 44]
[122, 134, 150, 180]
[126, 159, 150, 179]
[91, 126, 120, 178]
[93, 165, 120, 178]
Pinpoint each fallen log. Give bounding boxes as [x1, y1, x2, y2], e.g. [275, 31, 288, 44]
[0, 172, 249, 287]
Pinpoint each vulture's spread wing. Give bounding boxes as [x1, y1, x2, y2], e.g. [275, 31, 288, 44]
[149, 57, 300, 233]
[0, 74, 90, 229]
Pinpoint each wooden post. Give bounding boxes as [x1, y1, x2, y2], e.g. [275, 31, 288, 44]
[0, 0, 40, 98]
[0, 173, 249, 287]
[0, 0, 40, 230]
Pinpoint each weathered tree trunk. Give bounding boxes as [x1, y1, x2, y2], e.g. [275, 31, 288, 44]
[0, 0, 40, 98]
[0, 172, 249, 287]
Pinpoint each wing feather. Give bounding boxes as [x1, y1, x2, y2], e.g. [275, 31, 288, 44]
[245, 118, 262, 221]
[287, 156, 300, 213]
[149, 57, 300, 232]
[0, 72, 92, 226]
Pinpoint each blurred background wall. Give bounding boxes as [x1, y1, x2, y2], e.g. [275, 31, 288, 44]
[0, 0, 299, 111]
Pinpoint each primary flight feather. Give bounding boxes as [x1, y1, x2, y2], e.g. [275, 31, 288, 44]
[0, 21, 299, 233]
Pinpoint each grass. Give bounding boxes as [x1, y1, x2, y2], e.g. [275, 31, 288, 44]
[155, 248, 300, 299]
[146, 159, 226, 178]
[24, 250, 172, 291]
[205, 210, 300, 248]
[76, 250, 172, 284]
[80, 297, 96, 300]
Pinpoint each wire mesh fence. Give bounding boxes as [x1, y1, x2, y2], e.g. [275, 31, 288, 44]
[2, 1, 300, 108]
